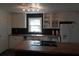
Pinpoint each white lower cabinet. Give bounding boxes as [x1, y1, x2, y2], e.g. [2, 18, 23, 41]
[9, 36, 24, 49]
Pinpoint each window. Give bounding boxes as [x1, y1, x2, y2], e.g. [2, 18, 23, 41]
[28, 17, 42, 33]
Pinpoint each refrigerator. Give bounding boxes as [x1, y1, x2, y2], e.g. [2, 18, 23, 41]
[60, 24, 72, 43]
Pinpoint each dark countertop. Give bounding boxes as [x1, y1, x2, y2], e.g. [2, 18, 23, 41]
[9, 34, 47, 36]
[9, 34, 60, 37]
[14, 40, 79, 55]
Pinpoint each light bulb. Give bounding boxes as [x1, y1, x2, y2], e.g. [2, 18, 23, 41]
[37, 9, 40, 11]
[32, 8, 35, 11]
[27, 9, 30, 11]
[22, 9, 25, 11]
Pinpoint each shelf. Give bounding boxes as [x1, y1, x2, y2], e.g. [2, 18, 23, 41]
[43, 27, 60, 29]
[60, 21, 74, 24]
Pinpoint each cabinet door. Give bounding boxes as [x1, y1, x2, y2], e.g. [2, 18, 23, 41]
[51, 13, 59, 28]
[43, 13, 59, 29]
[9, 36, 23, 48]
[43, 13, 51, 28]
[52, 20, 59, 28]
[9, 36, 17, 48]
[15, 36, 24, 44]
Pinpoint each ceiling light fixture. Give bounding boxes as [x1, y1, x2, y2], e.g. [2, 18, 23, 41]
[17, 3, 41, 12]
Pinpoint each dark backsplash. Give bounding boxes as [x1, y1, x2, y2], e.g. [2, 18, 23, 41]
[12, 28, 28, 34]
[12, 28, 60, 35]
[42, 28, 60, 35]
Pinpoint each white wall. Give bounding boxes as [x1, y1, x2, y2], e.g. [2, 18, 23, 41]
[0, 9, 11, 53]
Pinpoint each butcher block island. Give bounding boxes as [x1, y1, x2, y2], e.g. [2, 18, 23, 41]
[13, 40, 79, 56]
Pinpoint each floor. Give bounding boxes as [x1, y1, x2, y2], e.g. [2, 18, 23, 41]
[0, 49, 15, 56]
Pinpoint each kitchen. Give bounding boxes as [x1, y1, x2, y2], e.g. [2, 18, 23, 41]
[0, 3, 79, 56]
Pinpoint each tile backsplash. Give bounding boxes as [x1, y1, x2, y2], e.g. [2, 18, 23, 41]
[12, 28, 60, 35]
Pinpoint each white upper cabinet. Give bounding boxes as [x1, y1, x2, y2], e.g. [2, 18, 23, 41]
[12, 13, 26, 28]
[43, 13, 59, 29]
[43, 13, 51, 28]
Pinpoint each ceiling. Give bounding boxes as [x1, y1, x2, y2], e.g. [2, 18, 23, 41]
[0, 3, 79, 13]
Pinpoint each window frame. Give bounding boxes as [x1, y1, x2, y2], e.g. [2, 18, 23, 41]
[27, 14, 43, 34]
[28, 17, 42, 33]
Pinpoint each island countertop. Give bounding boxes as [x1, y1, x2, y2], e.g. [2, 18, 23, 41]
[14, 40, 79, 55]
